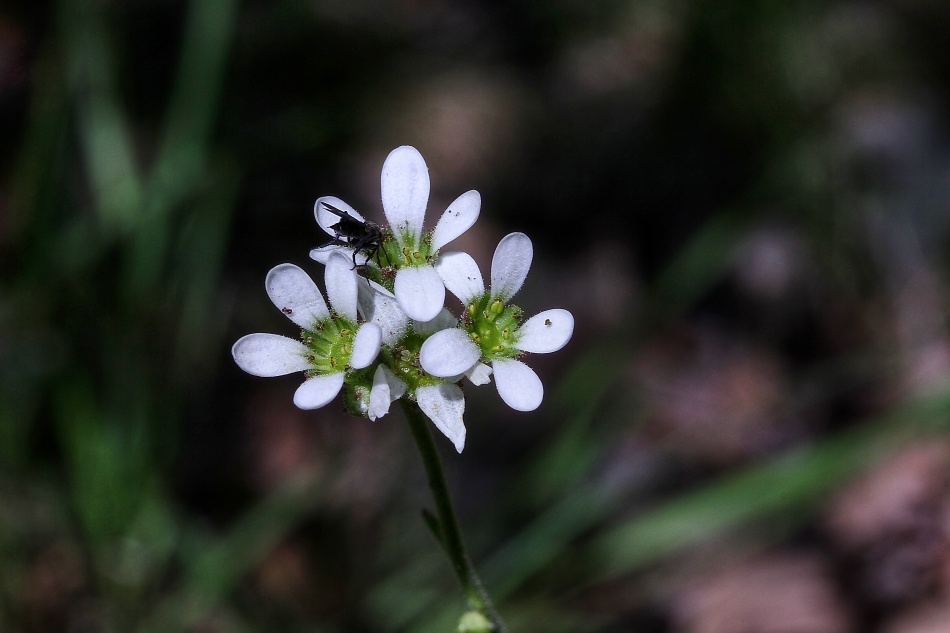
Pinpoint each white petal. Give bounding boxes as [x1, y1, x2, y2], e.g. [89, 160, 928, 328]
[232, 334, 312, 377]
[465, 362, 493, 386]
[325, 252, 359, 320]
[515, 309, 574, 354]
[417, 383, 466, 453]
[314, 196, 366, 236]
[492, 358, 543, 411]
[265, 264, 329, 329]
[380, 146, 429, 248]
[293, 373, 345, 409]
[412, 307, 458, 336]
[350, 323, 382, 369]
[490, 232, 533, 302]
[431, 190, 480, 250]
[394, 265, 445, 322]
[309, 243, 363, 266]
[357, 280, 410, 346]
[368, 365, 407, 421]
[420, 329, 481, 377]
[434, 251, 485, 305]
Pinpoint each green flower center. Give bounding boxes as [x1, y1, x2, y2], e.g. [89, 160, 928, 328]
[383, 329, 443, 396]
[300, 315, 359, 376]
[464, 294, 522, 360]
[363, 231, 437, 293]
[339, 325, 445, 417]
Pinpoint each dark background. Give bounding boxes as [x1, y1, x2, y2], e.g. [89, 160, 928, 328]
[4, 0, 950, 631]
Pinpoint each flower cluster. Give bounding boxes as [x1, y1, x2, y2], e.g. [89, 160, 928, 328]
[233, 146, 574, 452]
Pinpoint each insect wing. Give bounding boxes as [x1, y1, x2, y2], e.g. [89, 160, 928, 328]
[314, 198, 367, 235]
[316, 200, 384, 268]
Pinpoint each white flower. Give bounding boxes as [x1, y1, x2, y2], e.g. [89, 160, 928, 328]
[422, 232, 574, 411]
[355, 277, 484, 452]
[232, 253, 383, 410]
[310, 146, 481, 323]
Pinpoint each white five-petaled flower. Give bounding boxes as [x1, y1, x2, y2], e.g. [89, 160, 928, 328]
[232, 253, 383, 411]
[309, 146, 481, 323]
[421, 232, 574, 411]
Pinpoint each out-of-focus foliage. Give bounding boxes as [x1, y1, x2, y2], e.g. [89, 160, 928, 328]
[4, 0, 950, 631]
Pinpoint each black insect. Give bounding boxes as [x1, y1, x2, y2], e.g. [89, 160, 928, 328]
[320, 202, 384, 268]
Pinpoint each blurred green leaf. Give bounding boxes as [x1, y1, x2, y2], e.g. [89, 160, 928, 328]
[54, 376, 152, 550]
[61, 0, 143, 234]
[586, 389, 950, 578]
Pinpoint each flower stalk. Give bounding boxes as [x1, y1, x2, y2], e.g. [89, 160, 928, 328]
[401, 399, 509, 633]
[233, 145, 574, 627]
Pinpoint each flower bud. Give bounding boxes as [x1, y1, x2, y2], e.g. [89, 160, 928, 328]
[457, 610, 493, 633]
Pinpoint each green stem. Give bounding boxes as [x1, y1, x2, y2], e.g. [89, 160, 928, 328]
[400, 400, 509, 633]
